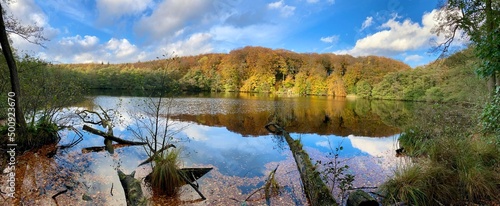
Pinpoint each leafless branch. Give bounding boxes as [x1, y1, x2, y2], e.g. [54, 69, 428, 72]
[1, 6, 47, 47]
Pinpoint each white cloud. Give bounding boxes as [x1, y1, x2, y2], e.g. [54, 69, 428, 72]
[335, 10, 443, 57]
[306, 0, 320, 3]
[211, 24, 284, 48]
[60, 35, 99, 49]
[105, 38, 138, 58]
[6, 0, 47, 27]
[268, 0, 295, 17]
[96, 0, 152, 24]
[5, 0, 59, 51]
[360, 16, 373, 31]
[47, 35, 144, 63]
[135, 0, 211, 41]
[348, 134, 398, 157]
[315, 140, 329, 148]
[404, 54, 423, 62]
[156, 33, 214, 57]
[320, 35, 339, 43]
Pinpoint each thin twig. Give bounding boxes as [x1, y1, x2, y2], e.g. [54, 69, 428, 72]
[51, 189, 68, 199]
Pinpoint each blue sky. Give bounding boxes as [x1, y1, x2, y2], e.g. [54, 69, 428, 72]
[6, 0, 460, 67]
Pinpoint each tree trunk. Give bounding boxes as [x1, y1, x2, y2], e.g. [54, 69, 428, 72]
[265, 123, 338, 206]
[117, 170, 146, 206]
[0, 3, 27, 134]
[485, 0, 497, 94]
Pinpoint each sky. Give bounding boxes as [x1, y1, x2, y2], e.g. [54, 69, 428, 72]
[5, 0, 463, 67]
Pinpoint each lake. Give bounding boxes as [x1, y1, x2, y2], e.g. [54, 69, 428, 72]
[6, 93, 417, 205]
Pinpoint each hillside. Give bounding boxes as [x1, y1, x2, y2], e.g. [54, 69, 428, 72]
[56, 46, 411, 96]
[371, 48, 489, 103]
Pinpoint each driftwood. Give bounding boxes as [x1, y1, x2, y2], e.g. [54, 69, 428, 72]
[179, 171, 207, 200]
[265, 123, 338, 206]
[52, 189, 68, 199]
[83, 125, 147, 145]
[244, 164, 280, 204]
[347, 190, 378, 206]
[117, 169, 146, 206]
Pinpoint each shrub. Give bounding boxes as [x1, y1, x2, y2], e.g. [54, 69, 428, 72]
[481, 87, 500, 134]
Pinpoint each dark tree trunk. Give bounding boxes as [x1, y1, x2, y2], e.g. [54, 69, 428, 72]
[266, 123, 338, 206]
[0, 3, 27, 134]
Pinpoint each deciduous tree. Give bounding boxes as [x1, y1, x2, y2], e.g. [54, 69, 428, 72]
[433, 0, 500, 92]
[1, 1, 46, 134]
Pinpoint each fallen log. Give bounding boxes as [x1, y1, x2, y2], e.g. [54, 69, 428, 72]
[347, 190, 378, 206]
[83, 125, 147, 145]
[81, 144, 137, 153]
[117, 169, 147, 206]
[265, 123, 338, 206]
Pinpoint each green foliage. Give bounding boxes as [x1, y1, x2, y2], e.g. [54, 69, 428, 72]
[316, 143, 355, 201]
[424, 87, 444, 102]
[355, 80, 372, 98]
[383, 134, 500, 205]
[0, 115, 61, 151]
[381, 164, 429, 205]
[398, 127, 432, 157]
[382, 104, 500, 205]
[475, 28, 500, 79]
[0, 54, 83, 151]
[481, 87, 500, 134]
[17, 55, 83, 125]
[372, 48, 489, 103]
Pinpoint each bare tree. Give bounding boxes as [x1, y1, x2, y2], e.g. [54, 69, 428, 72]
[130, 96, 187, 166]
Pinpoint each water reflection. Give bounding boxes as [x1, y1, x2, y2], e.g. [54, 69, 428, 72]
[167, 93, 403, 137]
[4, 94, 411, 205]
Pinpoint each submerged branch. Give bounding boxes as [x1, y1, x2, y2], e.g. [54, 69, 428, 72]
[83, 125, 147, 145]
[138, 144, 177, 167]
[81, 144, 139, 153]
[245, 164, 280, 202]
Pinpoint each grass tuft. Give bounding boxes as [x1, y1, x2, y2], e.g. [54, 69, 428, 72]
[149, 149, 185, 196]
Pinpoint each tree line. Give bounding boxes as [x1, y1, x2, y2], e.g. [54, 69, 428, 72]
[56, 46, 410, 96]
[54, 45, 489, 104]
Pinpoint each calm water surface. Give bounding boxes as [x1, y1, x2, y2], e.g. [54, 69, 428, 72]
[19, 93, 415, 205]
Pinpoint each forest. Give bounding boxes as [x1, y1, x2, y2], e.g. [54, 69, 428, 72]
[0, 45, 490, 123]
[55, 46, 410, 97]
[49, 45, 486, 105]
